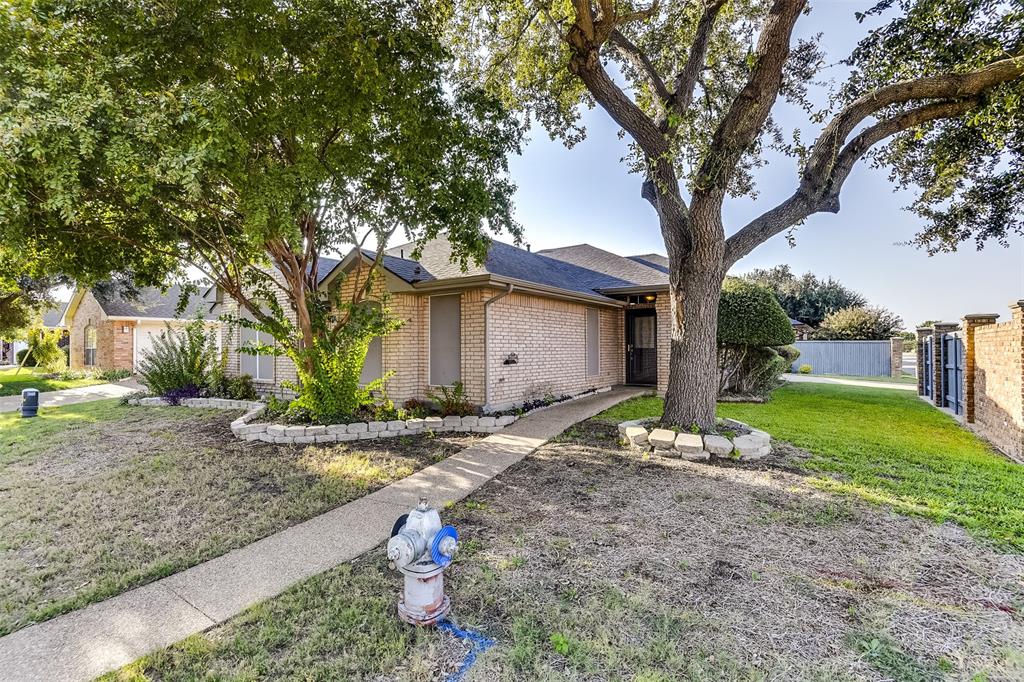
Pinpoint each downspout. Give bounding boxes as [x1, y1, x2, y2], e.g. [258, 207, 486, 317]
[483, 283, 514, 411]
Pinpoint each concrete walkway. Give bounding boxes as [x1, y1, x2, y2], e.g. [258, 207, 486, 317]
[0, 386, 646, 682]
[783, 373, 916, 391]
[0, 381, 142, 413]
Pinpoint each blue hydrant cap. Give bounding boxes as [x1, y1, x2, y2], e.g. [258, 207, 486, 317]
[430, 525, 458, 567]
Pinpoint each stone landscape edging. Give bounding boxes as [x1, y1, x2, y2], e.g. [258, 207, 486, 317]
[617, 416, 772, 461]
[128, 385, 614, 445]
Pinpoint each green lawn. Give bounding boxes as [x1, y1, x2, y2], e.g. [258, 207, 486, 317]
[0, 399, 477, 636]
[601, 383, 1024, 551]
[0, 367, 105, 397]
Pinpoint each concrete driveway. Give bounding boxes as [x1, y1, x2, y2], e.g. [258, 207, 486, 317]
[0, 381, 143, 414]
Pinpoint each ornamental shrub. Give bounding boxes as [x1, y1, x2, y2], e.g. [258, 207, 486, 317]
[717, 279, 795, 397]
[798, 363, 813, 374]
[717, 278, 796, 347]
[814, 306, 903, 340]
[15, 348, 35, 367]
[138, 319, 219, 398]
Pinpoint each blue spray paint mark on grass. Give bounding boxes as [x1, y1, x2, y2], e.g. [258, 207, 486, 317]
[437, 618, 495, 682]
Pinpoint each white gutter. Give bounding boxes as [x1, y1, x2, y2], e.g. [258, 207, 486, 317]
[483, 283, 514, 411]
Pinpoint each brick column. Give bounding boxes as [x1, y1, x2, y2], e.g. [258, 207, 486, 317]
[889, 337, 903, 378]
[962, 313, 999, 423]
[915, 327, 932, 396]
[931, 322, 960, 407]
[1014, 301, 1024, 459]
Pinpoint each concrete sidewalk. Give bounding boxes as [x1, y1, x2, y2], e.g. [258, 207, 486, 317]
[0, 381, 142, 413]
[783, 373, 916, 391]
[0, 386, 645, 682]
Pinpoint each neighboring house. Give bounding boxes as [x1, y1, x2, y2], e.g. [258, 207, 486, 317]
[790, 318, 814, 340]
[61, 286, 217, 371]
[217, 238, 674, 411]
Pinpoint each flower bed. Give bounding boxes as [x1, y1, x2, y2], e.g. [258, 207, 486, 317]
[128, 387, 612, 445]
[617, 417, 772, 461]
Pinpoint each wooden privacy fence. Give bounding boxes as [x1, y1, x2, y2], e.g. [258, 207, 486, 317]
[916, 303, 1024, 463]
[792, 339, 902, 377]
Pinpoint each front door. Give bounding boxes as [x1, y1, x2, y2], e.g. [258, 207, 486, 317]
[626, 309, 657, 385]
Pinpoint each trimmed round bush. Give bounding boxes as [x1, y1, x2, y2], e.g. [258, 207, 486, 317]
[775, 344, 801, 365]
[798, 364, 813, 374]
[718, 278, 796, 347]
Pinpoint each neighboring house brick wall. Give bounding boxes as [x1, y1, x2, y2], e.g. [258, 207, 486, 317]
[111, 321, 136, 369]
[68, 291, 127, 370]
[969, 304, 1024, 461]
[485, 291, 623, 409]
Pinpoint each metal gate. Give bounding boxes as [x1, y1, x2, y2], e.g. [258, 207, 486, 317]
[922, 340, 933, 398]
[943, 334, 964, 415]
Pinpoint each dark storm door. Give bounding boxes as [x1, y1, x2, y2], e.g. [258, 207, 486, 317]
[626, 309, 657, 385]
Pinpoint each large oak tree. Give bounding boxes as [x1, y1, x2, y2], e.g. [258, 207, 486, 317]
[450, 0, 1024, 429]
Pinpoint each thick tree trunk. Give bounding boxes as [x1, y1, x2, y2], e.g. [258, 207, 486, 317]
[661, 197, 726, 432]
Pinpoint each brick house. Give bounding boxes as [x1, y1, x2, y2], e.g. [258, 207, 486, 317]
[216, 238, 673, 411]
[61, 286, 218, 372]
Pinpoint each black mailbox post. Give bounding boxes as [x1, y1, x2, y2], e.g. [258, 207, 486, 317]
[21, 388, 39, 418]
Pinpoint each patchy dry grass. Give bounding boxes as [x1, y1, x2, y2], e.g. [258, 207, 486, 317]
[105, 421, 1024, 681]
[0, 399, 476, 636]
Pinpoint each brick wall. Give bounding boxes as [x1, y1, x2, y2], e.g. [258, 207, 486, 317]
[484, 290, 623, 409]
[68, 291, 131, 370]
[656, 295, 672, 393]
[968, 304, 1024, 461]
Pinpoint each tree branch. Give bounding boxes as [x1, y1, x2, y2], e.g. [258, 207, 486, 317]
[569, 47, 668, 158]
[609, 28, 671, 117]
[804, 53, 1024, 181]
[724, 97, 989, 266]
[693, 0, 807, 194]
[669, 0, 727, 120]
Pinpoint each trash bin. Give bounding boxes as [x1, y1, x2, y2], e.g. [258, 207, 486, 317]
[21, 388, 39, 418]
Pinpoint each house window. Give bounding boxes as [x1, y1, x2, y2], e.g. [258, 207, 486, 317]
[585, 308, 600, 376]
[429, 294, 461, 385]
[84, 325, 97, 366]
[359, 302, 383, 385]
[239, 326, 274, 381]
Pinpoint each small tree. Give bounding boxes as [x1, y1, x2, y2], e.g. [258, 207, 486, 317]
[815, 306, 904, 340]
[717, 279, 795, 397]
[18, 322, 65, 374]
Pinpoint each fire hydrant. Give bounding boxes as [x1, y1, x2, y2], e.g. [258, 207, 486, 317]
[387, 498, 458, 626]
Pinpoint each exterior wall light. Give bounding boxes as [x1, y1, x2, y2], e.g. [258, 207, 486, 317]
[643, 294, 657, 303]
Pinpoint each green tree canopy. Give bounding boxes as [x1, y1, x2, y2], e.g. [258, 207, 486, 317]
[1, 0, 523, 417]
[815, 306, 905, 340]
[742, 265, 867, 327]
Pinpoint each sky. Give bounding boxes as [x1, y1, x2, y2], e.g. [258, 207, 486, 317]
[499, 1, 1024, 329]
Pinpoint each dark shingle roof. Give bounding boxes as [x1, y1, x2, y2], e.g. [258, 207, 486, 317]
[384, 239, 635, 300]
[538, 244, 669, 287]
[95, 285, 210, 319]
[314, 256, 343, 286]
[626, 253, 669, 273]
[42, 304, 67, 328]
[362, 250, 436, 283]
